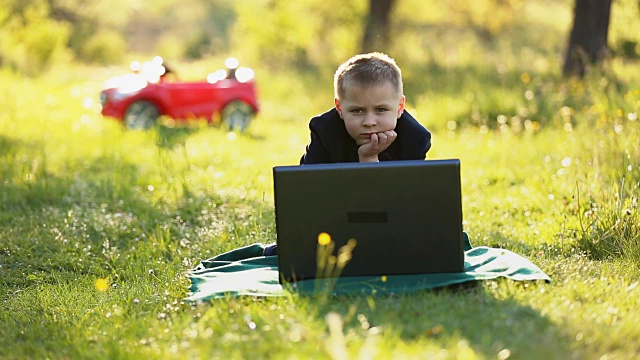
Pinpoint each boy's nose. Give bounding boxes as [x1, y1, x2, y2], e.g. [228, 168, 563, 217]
[362, 114, 376, 127]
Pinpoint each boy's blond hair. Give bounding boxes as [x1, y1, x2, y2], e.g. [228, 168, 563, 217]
[333, 52, 403, 100]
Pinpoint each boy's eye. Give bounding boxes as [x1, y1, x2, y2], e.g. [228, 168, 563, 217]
[376, 107, 388, 112]
[350, 108, 364, 113]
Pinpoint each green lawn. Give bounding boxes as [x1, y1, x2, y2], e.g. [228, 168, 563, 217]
[1, 54, 639, 359]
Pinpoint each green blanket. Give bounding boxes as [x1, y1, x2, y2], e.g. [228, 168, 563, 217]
[186, 233, 550, 302]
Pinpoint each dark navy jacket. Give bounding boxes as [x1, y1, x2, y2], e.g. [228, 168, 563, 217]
[300, 108, 432, 164]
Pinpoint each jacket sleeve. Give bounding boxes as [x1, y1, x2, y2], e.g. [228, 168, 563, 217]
[300, 120, 330, 164]
[414, 129, 432, 159]
[399, 111, 432, 160]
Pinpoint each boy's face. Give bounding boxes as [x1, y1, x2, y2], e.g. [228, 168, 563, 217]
[335, 82, 405, 145]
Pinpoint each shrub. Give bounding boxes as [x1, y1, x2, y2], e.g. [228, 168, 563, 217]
[80, 29, 127, 65]
[0, 0, 71, 75]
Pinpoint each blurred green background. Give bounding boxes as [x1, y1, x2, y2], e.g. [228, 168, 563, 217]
[2, 0, 638, 75]
[2, 0, 639, 134]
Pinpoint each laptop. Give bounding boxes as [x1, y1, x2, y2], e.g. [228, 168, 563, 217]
[273, 159, 464, 283]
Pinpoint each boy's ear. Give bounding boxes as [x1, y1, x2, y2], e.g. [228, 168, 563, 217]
[397, 95, 406, 118]
[334, 98, 343, 118]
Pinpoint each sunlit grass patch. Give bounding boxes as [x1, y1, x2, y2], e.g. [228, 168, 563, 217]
[2, 25, 640, 359]
[573, 177, 640, 262]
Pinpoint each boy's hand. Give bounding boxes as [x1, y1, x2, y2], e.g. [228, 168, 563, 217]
[358, 130, 397, 162]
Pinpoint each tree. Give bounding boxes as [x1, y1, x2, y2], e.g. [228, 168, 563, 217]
[362, 0, 396, 53]
[563, 0, 613, 77]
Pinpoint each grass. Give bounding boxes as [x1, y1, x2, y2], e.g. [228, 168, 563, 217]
[2, 28, 640, 360]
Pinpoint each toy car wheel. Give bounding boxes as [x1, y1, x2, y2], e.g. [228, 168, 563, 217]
[221, 101, 254, 133]
[124, 101, 159, 130]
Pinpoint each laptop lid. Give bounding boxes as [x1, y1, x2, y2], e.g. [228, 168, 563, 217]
[273, 159, 464, 283]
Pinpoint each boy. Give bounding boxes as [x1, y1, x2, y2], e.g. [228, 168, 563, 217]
[300, 52, 431, 164]
[264, 52, 432, 256]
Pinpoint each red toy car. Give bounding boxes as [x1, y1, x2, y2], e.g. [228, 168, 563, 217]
[100, 57, 259, 132]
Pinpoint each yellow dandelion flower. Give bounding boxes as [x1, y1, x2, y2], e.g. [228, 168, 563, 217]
[95, 278, 109, 292]
[318, 232, 331, 246]
[520, 72, 531, 84]
[381, 275, 388, 283]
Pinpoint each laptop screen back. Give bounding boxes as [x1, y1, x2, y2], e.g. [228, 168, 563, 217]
[273, 159, 464, 283]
